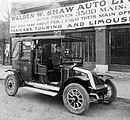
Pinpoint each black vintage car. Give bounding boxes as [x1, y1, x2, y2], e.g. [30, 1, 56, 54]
[5, 35, 117, 115]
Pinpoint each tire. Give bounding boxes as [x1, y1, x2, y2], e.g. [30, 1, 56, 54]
[5, 74, 19, 96]
[104, 79, 117, 104]
[63, 83, 90, 115]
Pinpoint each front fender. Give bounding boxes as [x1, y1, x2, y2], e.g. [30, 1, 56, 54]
[59, 76, 90, 95]
[97, 73, 114, 79]
[68, 76, 90, 81]
[73, 67, 96, 89]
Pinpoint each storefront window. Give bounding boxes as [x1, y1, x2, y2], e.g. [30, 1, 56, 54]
[111, 29, 130, 65]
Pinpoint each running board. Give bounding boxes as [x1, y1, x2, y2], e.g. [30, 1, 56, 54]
[23, 87, 58, 96]
[25, 82, 60, 92]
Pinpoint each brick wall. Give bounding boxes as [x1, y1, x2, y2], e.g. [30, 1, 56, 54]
[95, 26, 108, 65]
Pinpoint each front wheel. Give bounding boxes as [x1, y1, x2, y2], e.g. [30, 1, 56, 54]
[104, 79, 117, 104]
[5, 74, 19, 96]
[63, 83, 90, 115]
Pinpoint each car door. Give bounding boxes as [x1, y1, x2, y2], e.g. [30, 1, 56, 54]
[19, 40, 32, 81]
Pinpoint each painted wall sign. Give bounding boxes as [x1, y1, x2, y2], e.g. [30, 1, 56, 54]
[10, 0, 130, 33]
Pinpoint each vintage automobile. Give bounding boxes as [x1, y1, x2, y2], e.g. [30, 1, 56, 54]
[4, 35, 117, 115]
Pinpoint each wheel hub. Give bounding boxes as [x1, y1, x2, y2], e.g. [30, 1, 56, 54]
[104, 85, 112, 100]
[67, 89, 84, 109]
[72, 96, 78, 103]
[8, 82, 13, 88]
[6, 78, 15, 92]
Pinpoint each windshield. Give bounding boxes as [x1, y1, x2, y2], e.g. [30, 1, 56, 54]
[61, 41, 83, 64]
[37, 38, 83, 65]
[50, 41, 83, 64]
[62, 41, 81, 58]
[50, 41, 82, 57]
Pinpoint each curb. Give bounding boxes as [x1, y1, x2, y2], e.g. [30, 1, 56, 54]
[116, 97, 130, 104]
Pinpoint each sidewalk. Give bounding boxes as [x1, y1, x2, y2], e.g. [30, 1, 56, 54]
[108, 71, 130, 100]
[0, 65, 12, 79]
[0, 65, 130, 99]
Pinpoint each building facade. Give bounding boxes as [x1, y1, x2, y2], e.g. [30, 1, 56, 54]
[0, 21, 10, 65]
[11, 0, 130, 72]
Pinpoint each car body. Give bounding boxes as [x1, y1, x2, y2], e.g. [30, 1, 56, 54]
[5, 35, 117, 115]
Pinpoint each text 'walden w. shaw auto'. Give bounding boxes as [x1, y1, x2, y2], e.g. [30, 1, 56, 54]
[5, 35, 117, 115]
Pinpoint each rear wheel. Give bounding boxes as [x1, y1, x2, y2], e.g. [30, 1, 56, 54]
[63, 83, 90, 115]
[104, 79, 117, 104]
[5, 74, 19, 96]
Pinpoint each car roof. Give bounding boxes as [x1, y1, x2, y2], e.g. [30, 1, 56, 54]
[21, 35, 85, 42]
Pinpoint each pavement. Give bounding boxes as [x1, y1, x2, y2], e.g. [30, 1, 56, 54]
[0, 65, 130, 100]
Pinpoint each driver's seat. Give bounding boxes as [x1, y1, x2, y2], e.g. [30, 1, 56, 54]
[47, 68, 61, 83]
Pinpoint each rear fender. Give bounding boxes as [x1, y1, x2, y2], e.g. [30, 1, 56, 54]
[5, 69, 24, 87]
